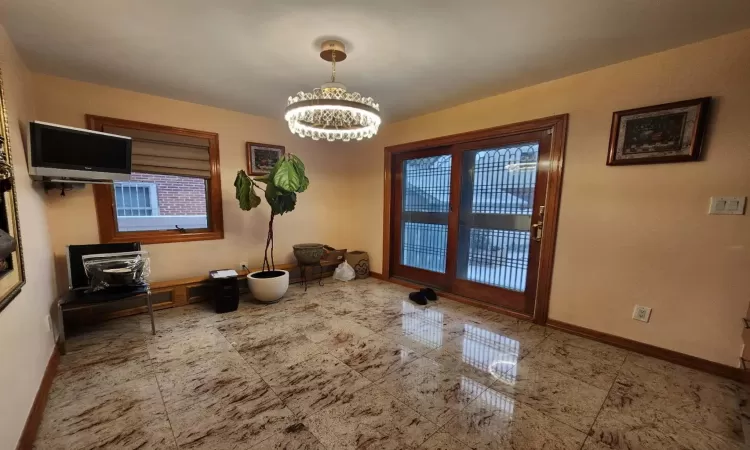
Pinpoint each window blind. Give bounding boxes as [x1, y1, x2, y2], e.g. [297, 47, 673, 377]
[103, 126, 212, 179]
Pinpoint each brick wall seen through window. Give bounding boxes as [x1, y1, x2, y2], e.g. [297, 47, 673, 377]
[130, 173, 207, 216]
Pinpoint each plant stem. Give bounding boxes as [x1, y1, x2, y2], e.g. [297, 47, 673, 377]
[249, 179, 266, 193]
[263, 212, 275, 271]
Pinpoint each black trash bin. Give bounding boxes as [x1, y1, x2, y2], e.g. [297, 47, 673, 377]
[209, 270, 240, 313]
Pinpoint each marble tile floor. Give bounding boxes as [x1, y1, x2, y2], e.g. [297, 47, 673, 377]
[34, 278, 749, 449]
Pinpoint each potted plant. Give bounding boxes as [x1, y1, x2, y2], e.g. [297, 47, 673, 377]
[234, 154, 309, 303]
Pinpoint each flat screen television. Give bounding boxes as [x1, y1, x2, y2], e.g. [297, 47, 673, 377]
[28, 121, 132, 182]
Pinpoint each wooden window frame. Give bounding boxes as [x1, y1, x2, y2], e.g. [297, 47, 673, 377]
[382, 114, 568, 324]
[87, 115, 224, 244]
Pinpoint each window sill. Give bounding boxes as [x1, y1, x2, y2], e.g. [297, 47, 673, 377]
[102, 230, 224, 245]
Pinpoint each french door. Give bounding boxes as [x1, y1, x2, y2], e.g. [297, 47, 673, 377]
[390, 129, 555, 316]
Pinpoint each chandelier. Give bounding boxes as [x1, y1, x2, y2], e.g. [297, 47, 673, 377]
[285, 40, 381, 142]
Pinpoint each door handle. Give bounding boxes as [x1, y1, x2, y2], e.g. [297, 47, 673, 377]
[531, 221, 543, 242]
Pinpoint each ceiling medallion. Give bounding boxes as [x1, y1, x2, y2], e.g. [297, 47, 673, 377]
[285, 40, 381, 142]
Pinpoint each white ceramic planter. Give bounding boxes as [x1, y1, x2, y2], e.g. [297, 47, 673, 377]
[247, 270, 289, 303]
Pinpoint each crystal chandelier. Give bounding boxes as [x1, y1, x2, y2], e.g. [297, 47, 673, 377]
[285, 40, 381, 142]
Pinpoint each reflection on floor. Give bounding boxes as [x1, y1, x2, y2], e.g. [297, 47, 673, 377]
[34, 278, 748, 449]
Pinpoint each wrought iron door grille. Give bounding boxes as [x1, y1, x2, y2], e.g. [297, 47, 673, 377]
[402, 222, 448, 273]
[465, 229, 530, 291]
[471, 145, 538, 215]
[403, 155, 451, 213]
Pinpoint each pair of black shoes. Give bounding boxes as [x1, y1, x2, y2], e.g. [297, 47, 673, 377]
[409, 288, 437, 305]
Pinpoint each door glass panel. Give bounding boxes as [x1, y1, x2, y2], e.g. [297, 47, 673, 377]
[401, 155, 451, 273]
[457, 144, 538, 291]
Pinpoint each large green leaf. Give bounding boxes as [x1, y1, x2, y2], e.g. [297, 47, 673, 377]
[298, 175, 310, 193]
[264, 183, 283, 215]
[264, 182, 297, 215]
[288, 154, 306, 175]
[234, 171, 251, 210]
[234, 170, 261, 211]
[248, 186, 261, 209]
[273, 159, 303, 192]
[276, 192, 297, 215]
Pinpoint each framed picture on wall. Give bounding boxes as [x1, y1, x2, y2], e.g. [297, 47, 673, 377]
[606, 97, 711, 166]
[0, 68, 26, 313]
[247, 142, 285, 175]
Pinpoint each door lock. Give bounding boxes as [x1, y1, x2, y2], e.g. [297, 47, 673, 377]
[531, 205, 545, 242]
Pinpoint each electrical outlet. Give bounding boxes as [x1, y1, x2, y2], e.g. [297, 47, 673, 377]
[632, 305, 652, 323]
[45, 314, 53, 332]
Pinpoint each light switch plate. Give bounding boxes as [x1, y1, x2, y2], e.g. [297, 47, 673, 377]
[708, 196, 746, 215]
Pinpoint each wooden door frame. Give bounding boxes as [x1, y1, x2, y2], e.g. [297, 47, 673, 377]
[382, 114, 568, 324]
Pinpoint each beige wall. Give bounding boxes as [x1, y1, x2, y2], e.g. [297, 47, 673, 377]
[32, 74, 364, 290]
[0, 26, 57, 447]
[350, 29, 750, 366]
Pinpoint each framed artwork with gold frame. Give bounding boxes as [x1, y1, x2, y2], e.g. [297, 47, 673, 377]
[246, 142, 285, 175]
[0, 68, 26, 312]
[606, 97, 711, 166]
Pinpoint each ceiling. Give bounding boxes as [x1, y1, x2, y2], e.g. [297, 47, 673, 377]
[2, 1, 750, 122]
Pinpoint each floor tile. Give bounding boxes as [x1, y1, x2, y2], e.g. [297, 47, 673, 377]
[418, 431, 472, 449]
[346, 301, 419, 331]
[35, 377, 175, 450]
[147, 302, 217, 332]
[227, 332, 327, 377]
[157, 353, 261, 413]
[62, 318, 149, 368]
[168, 376, 296, 450]
[441, 386, 587, 450]
[263, 352, 372, 417]
[379, 322, 454, 355]
[626, 352, 750, 399]
[330, 333, 421, 381]
[522, 337, 626, 389]
[251, 423, 326, 449]
[50, 350, 155, 403]
[376, 353, 497, 426]
[603, 361, 745, 443]
[490, 356, 609, 432]
[427, 324, 540, 379]
[216, 317, 329, 376]
[217, 309, 319, 340]
[585, 405, 745, 450]
[148, 326, 234, 372]
[304, 385, 437, 450]
[300, 316, 376, 348]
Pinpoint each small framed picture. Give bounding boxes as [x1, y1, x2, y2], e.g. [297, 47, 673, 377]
[247, 142, 285, 175]
[607, 97, 711, 166]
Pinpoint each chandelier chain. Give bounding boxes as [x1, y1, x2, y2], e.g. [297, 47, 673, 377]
[331, 50, 336, 83]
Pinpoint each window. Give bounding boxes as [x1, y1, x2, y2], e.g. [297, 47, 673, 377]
[89, 115, 223, 244]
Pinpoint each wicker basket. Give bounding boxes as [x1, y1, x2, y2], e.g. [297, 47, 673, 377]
[293, 243, 325, 265]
